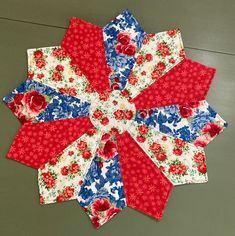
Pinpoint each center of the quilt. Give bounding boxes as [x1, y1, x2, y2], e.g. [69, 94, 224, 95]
[89, 90, 136, 133]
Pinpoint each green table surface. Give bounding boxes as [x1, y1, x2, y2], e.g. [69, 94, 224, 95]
[0, 1, 234, 235]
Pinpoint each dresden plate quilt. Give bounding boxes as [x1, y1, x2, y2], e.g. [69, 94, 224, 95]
[3, 10, 227, 229]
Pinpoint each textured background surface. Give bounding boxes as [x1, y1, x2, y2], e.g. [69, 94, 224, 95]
[0, 1, 234, 235]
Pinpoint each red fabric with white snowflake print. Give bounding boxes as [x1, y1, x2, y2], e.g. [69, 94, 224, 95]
[7, 117, 93, 169]
[61, 17, 111, 94]
[117, 131, 173, 220]
[132, 58, 216, 109]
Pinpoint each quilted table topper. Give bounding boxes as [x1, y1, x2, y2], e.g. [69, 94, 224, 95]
[3, 10, 228, 229]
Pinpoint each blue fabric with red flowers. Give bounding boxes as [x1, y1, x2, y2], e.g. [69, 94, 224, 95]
[135, 101, 228, 143]
[3, 79, 57, 103]
[3, 79, 90, 122]
[103, 10, 146, 90]
[77, 154, 126, 211]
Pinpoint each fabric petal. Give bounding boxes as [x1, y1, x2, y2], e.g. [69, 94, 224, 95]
[3, 79, 54, 123]
[134, 100, 227, 146]
[117, 131, 173, 219]
[132, 58, 216, 109]
[3, 79, 90, 123]
[38, 127, 101, 204]
[124, 30, 184, 98]
[103, 9, 146, 90]
[77, 133, 126, 229]
[128, 121, 208, 185]
[27, 46, 97, 103]
[61, 17, 110, 93]
[7, 117, 93, 169]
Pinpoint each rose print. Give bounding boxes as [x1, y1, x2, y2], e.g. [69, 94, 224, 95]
[136, 135, 146, 143]
[168, 58, 176, 64]
[197, 163, 207, 173]
[69, 77, 74, 83]
[115, 44, 125, 54]
[156, 152, 167, 161]
[167, 29, 178, 37]
[101, 133, 111, 142]
[34, 50, 43, 59]
[67, 88, 77, 96]
[99, 92, 109, 101]
[61, 166, 69, 176]
[111, 83, 120, 90]
[49, 156, 58, 165]
[82, 150, 92, 159]
[179, 105, 193, 118]
[63, 186, 75, 198]
[173, 148, 183, 156]
[194, 139, 207, 148]
[52, 47, 67, 59]
[110, 128, 119, 135]
[88, 198, 121, 229]
[98, 140, 117, 160]
[115, 32, 136, 57]
[7, 90, 48, 123]
[136, 55, 145, 65]
[59, 88, 67, 94]
[70, 163, 80, 173]
[52, 72, 62, 81]
[86, 84, 95, 93]
[124, 110, 133, 120]
[179, 48, 185, 57]
[92, 198, 111, 216]
[128, 76, 138, 85]
[139, 110, 148, 118]
[156, 62, 166, 72]
[35, 59, 46, 69]
[117, 32, 131, 45]
[169, 164, 187, 175]
[37, 73, 44, 79]
[105, 207, 121, 222]
[86, 127, 96, 136]
[157, 43, 170, 56]
[97, 161, 103, 169]
[122, 44, 136, 56]
[151, 70, 161, 80]
[39, 195, 44, 205]
[56, 195, 66, 202]
[42, 172, 56, 188]
[202, 123, 222, 137]
[149, 142, 162, 152]
[145, 53, 153, 62]
[138, 125, 148, 135]
[55, 65, 64, 71]
[194, 152, 206, 163]
[91, 216, 100, 228]
[23, 91, 48, 114]
[120, 89, 129, 97]
[93, 109, 103, 119]
[175, 138, 185, 148]
[77, 140, 88, 150]
[28, 71, 34, 79]
[114, 110, 123, 120]
[101, 117, 109, 126]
